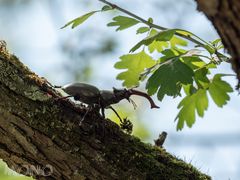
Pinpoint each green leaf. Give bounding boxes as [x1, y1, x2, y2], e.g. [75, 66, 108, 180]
[206, 62, 217, 69]
[211, 38, 221, 45]
[208, 74, 233, 107]
[149, 28, 158, 35]
[204, 44, 215, 54]
[61, 11, 98, 29]
[211, 39, 225, 50]
[115, 51, 155, 87]
[148, 41, 168, 53]
[130, 29, 176, 52]
[146, 58, 194, 100]
[183, 84, 197, 96]
[176, 89, 208, 130]
[147, 29, 169, 53]
[101, 5, 112, 11]
[173, 47, 187, 55]
[107, 16, 139, 31]
[170, 36, 188, 47]
[136, 27, 150, 34]
[216, 52, 229, 62]
[155, 29, 176, 40]
[160, 49, 179, 62]
[148, 17, 153, 24]
[194, 67, 210, 88]
[181, 56, 206, 70]
[175, 29, 193, 36]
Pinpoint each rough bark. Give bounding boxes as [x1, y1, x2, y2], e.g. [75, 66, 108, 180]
[0, 48, 210, 179]
[196, 0, 240, 81]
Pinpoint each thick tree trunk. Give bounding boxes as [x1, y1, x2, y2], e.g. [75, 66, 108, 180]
[0, 48, 210, 179]
[196, 0, 240, 81]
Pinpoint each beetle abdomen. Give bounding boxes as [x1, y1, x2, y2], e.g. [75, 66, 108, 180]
[62, 83, 101, 105]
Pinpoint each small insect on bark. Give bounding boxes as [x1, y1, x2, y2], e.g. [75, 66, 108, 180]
[53, 82, 159, 126]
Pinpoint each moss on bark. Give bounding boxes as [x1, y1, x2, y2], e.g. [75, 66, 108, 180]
[0, 48, 210, 179]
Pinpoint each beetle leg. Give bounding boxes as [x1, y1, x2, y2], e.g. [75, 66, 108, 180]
[79, 107, 91, 126]
[107, 106, 123, 123]
[101, 106, 105, 119]
[128, 98, 137, 110]
[98, 97, 106, 119]
[57, 95, 73, 100]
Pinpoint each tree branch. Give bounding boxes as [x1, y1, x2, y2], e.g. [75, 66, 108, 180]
[0, 49, 210, 179]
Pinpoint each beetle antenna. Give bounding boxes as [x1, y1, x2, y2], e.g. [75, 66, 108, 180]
[129, 98, 137, 110]
[129, 89, 159, 109]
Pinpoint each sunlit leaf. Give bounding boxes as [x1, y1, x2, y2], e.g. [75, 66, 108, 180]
[211, 38, 221, 45]
[216, 52, 230, 62]
[204, 44, 215, 54]
[182, 49, 202, 57]
[115, 51, 155, 87]
[101, 5, 112, 11]
[61, 11, 98, 29]
[183, 84, 197, 96]
[175, 29, 193, 36]
[107, 16, 139, 31]
[147, 29, 169, 53]
[176, 89, 208, 130]
[130, 29, 175, 52]
[148, 41, 169, 53]
[181, 56, 206, 70]
[211, 38, 224, 50]
[170, 36, 188, 47]
[136, 27, 150, 34]
[148, 17, 153, 23]
[208, 74, 233, 107]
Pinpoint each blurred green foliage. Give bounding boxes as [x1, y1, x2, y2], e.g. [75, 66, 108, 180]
[107, 106, 150, 140]
[0, 160, 33, 180]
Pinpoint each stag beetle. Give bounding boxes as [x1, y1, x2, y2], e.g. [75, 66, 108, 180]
[54, 82, 159, 125]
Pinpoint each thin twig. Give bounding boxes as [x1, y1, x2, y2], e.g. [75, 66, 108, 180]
[98, 0, 206, 45]
[99, 0, 166, 30]
[98, 0, 229, 62]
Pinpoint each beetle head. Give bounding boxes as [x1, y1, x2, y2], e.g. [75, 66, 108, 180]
[113, 87, 131, 100]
